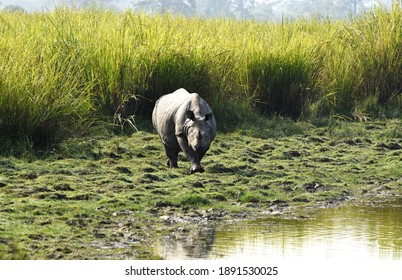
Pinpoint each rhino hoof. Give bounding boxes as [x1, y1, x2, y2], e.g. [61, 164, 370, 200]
[190, 165, 205, 174]
[167, 160, 178, 168]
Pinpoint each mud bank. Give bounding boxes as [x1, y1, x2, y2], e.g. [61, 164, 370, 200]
[0, 120, 401, 259]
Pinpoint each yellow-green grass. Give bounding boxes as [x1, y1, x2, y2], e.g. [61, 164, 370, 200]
[0, 6, 401, 149]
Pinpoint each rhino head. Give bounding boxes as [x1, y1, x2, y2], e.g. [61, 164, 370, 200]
[185, 110, 214, 153]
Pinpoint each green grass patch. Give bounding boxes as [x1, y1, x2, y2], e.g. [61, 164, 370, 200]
[177, 194, 211, 207]
[239, 191, 265, 203]
[0, 120, 401, 259]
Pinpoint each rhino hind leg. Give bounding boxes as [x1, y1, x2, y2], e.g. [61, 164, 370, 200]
[164, 145, 179, 168]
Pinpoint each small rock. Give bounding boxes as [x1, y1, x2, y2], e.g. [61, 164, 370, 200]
[159, 215, 170, 222]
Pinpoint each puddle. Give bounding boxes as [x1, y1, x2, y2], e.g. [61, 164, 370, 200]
[155, 199, 402, 260]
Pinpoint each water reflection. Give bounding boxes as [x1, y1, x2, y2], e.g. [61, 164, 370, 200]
[156, 199, 402, 260]
[157, 226, 216, 259]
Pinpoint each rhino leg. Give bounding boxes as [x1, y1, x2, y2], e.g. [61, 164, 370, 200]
[190, 164, 205, 174]
[164, 145, 179, 168]
[177, 136, 204, 174]
[190, 149, 208, 173]
[196, 148, 208, 161]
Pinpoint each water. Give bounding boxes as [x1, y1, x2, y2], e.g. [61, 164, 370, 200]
[155, 199, 402, 260]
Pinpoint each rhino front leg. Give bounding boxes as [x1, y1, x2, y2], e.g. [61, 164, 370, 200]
[177, 136, 204, 174]
[196, 147, 208, 162]
[164, 144, 179, 168]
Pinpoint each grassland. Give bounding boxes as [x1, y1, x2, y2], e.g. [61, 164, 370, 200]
[0, 7, 401, 259]
[0, 6, 401, 149]
[1, 120, 401, 259]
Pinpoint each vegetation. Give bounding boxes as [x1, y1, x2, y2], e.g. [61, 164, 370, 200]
[0, 6, 401, 150]
[0, 6, 401, 260]
[0, 121, 401, 259]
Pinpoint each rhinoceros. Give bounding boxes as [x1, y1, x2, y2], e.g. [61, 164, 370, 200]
[152, 88, 216, 174]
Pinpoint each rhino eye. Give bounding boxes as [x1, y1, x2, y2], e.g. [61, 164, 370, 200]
[205, 113, 212, 121]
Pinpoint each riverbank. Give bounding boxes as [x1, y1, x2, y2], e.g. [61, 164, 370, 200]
[0, 120, 401, 259]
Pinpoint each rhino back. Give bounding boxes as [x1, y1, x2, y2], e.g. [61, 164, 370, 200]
[152, 89, 191, 146]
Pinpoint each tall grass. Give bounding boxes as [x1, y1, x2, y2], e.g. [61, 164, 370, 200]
[0, 5, 401, 149]
[316, 5, 402, 118]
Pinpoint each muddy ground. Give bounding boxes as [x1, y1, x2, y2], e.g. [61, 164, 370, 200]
[0, 120, 401, 259]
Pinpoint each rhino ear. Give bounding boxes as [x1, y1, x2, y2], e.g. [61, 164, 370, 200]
[186, 110, 195, 121]
[205, 113, 213, 121]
